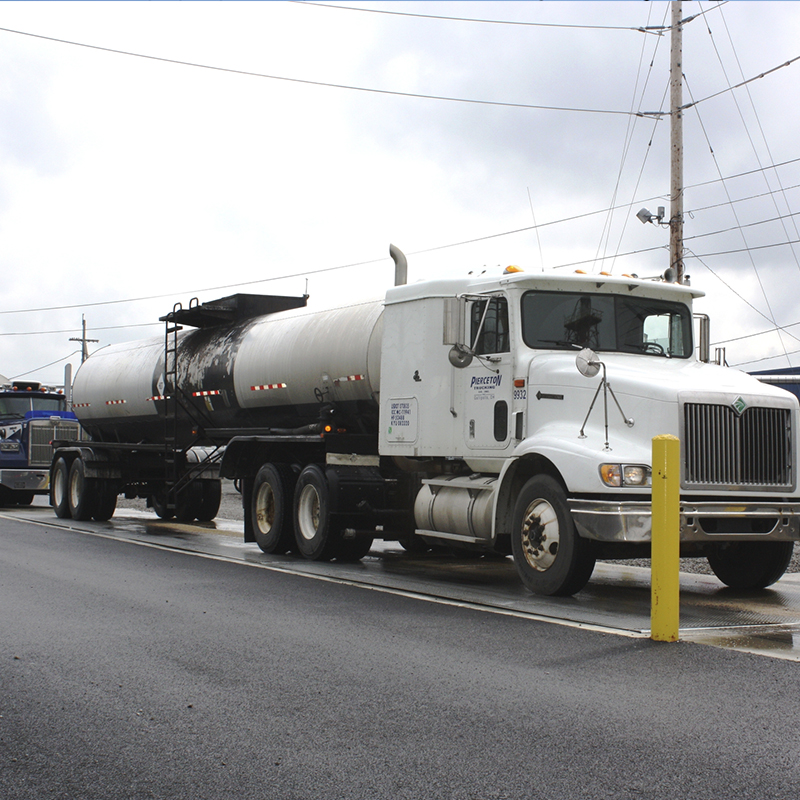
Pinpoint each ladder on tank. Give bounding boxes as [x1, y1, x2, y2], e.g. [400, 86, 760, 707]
[163, 303, 183, 513]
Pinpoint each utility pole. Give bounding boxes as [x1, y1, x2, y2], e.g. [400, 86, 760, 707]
[69, 315, 99, 363]
[670, 0, 685, 284]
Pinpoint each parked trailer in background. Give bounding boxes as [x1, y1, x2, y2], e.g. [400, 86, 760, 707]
[51, 248, 800, 595]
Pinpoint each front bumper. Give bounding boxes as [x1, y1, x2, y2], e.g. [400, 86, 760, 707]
[0, 469, 50, 493]
[569, 498, 800, 543]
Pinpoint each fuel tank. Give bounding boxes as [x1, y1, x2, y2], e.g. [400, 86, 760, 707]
[72, 294, 384, 445]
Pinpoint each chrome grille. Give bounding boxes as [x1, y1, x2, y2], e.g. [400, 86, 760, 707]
[683, 403, 792, 489]
[29, 420, 82, 467]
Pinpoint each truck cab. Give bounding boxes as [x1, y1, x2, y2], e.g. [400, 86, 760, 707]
[0, 381, 83, 506]
[379, 269, 800, 594]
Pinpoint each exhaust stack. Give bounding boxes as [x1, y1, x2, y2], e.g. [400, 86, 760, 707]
[390, 244, 407, 286]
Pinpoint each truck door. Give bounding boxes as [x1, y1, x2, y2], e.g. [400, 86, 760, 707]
[462, 295, 514, 451]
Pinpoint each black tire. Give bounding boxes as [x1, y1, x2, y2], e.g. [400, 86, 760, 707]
[92, 480, 118, 521]
[252, 464, 295, 554]
[707, 541, 794, 589]
[67, 458, 98, 521]
[337, 536, 374, 562]
[510, 475, 596, 596]
[175, 483, 203, 522]
[195, 481, 222, 522]
[293, 464, 341, 561]
[398, 534, 432, 554]
[150, 491, 175, 520]
[51, 457, 72, 518]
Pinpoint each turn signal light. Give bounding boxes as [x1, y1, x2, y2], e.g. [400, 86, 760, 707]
[600, 463, 651, 487]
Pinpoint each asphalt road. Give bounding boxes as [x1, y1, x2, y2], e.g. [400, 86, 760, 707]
[2, 515, 800, 800]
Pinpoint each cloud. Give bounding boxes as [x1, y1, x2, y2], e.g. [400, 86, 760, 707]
[0, 1, 799, 382]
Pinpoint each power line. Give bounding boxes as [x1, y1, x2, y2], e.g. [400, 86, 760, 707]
[292, 1, 668, 32]
[0, 25, 644, 118]
[10, 350, 82, 381]
[682, 53, 800, 113]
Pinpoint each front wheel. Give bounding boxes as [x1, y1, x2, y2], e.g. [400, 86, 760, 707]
[707, 541, 794, 589]
[510, 475, 595, 596]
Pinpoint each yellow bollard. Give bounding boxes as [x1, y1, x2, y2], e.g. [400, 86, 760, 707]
[651, 434, 680, 642]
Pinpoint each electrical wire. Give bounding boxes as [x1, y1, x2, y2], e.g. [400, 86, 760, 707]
[0, 25, 645, 118]
[10, 350, 82, 381]
[291, 0, 673, 32]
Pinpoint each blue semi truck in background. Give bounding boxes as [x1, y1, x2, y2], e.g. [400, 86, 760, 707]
[0, 380, 83, 507]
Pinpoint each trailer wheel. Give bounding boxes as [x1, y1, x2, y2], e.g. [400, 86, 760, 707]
[67, 458, 98, 521]
[176, 483, 203, 522]
[92, 480, 118, 522]
[51, 457, 72, 518]
[195, 481, 222, 522]
[252, 464, 295, 554]
[150, 492, 175, 520]
[707, 541, 794, 589]
[511, 475, 595, 596]
[337, 536, 375, 562]
[293, 464, 341, 561]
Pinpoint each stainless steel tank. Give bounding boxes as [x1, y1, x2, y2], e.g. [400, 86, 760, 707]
[72, 296, 384, 445]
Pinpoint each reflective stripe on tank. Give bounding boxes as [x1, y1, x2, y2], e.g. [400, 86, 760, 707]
[335, 374, 365, 383]
[250, 383, 287, 391]
[192, 390, 221, 397]
[105, 399, 126, 405]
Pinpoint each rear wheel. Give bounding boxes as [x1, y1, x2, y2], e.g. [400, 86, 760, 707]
[293, 464, 341, 561]
[252, 464, 295, 554]
[511, 475, 596, 596]
[92, 480, 118, 521]
[195, 481, 222, 522]
[150, 491, 175, 520]
[707, 541, 793, 589]
[175, 483, 203, 522]
[51, 457, 71, 518]
[337, 536, 374, 562]
[67, 458, 98, 521]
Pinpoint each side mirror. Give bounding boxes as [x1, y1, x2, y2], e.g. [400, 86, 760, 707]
[444, 297, 473, 368]
[576, 348, 601, 378]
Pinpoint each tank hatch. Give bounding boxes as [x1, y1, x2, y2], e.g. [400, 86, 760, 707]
[160, 293, 309, 329]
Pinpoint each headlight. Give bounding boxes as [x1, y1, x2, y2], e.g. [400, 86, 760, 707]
[600, 463, 651, 487]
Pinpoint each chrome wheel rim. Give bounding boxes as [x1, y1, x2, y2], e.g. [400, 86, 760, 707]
[520, 497, 560, 572]
[297, 484, 320, 541]
[255, 483, 276, 535]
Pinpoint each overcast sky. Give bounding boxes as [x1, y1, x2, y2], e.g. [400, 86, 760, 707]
[1, 0, 799, 384]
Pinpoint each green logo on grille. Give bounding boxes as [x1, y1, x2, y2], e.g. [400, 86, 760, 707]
[732, 396, 747, 416]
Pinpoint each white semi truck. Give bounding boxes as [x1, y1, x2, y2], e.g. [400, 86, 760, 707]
[51, 248, 800, 595]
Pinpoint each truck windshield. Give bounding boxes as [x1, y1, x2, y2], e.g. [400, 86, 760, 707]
[521, 291, 692, 358]
[0, 395, 66, 419]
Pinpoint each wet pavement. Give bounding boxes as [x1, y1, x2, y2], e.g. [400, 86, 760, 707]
[5, 501, 800, 661]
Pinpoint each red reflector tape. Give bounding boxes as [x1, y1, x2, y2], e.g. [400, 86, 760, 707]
[250, 383, 287, 391]
[192, 390, 221, 397]
[105, 399, 126, 405]
[335, 374, 365, 383]
[72, 402, 91, 408]
[146, 395, 170, 401]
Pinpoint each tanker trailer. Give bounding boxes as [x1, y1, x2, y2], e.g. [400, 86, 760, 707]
[49, 291, 399, 551]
